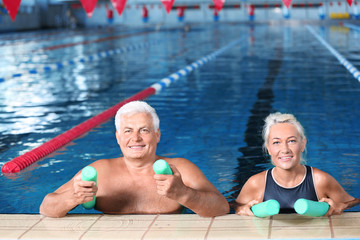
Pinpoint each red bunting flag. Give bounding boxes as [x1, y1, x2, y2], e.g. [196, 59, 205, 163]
[213, 0, 225, 11]
[80, 0, 98, 18]
[346, 0, 353, 6]
[3, 0, 21, 21]
[110, 0, 127, 15]
[282, 0, 292, 8]
[161, 0, 175, 14]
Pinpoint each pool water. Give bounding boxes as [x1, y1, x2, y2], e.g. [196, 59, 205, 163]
[0, 22, 359, 214]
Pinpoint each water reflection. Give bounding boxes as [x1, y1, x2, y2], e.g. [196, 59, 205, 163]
[229, 46, 283, 204]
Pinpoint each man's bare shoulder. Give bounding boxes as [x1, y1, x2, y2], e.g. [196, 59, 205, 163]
[88, 157, 124, 174]
[160, 157, 199, 172]
[90, 157, 123, 167]
[162, 157, 191, 165]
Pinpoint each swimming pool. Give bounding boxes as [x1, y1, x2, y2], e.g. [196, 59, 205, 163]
[0, 21, 359, 214]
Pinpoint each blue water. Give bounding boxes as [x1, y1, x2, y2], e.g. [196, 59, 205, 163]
[0, 22, 359, 214]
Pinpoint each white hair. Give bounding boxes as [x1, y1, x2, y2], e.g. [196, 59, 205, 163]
[114, 101, 160, 132]
[262, 112, 307, 163]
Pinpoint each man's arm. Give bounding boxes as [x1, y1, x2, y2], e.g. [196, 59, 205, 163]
[39, 174, 97, 218]
[154, 158, 229, 217]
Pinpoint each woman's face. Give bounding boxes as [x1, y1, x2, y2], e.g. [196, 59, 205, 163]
[266, 123, 306, 170]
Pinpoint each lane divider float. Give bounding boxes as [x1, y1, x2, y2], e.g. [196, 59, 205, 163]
[150, 38, 242, 94]
[1, 87, 155, 174]
[0, 40, 160, 83]
[1, 38, 242, 173]
[306, 25, 360, 82]
[344, 23, 360, 32]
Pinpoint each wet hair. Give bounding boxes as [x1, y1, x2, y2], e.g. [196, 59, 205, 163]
[114, 101, 160, 132]
[262, 112, 307, 163]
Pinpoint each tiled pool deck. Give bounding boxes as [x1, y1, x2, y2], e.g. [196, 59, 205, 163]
[0, 212, 359, 239]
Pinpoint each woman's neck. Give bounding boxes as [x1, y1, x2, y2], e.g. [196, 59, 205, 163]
[272, 164, 306, 188]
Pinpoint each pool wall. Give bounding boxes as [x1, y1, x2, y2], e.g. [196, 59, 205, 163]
[0, 213, 359, 239]
[1, 0, 358, 32]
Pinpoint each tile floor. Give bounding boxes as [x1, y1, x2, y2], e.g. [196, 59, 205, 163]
[0, 212, 359, 239]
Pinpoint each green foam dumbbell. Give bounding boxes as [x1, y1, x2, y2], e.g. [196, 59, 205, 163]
[251, 199, 280, 218]
[294, 198, 329, 217]
[81, 166, 97, 209]
[153, 159, 173, 175]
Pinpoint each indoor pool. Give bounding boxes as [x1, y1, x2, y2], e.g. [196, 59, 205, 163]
[0, 22, 359, 214]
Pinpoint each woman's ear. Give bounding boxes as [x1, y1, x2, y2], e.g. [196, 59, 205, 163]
[266, 144, 271, 156]
[301, 137, 307, 152]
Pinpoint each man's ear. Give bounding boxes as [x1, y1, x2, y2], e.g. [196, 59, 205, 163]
[156, 129, 161, 143]
[115, 131, 121, 145]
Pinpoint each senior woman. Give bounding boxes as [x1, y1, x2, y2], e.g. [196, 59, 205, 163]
[235, 112, 360, 216]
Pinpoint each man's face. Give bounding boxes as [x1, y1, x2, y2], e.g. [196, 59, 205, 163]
[116, 112, 160, 161]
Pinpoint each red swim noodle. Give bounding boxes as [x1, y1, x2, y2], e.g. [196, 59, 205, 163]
[1, 87, 156, 173]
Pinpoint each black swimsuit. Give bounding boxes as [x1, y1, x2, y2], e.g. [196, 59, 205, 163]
[263, 165, 318, 213]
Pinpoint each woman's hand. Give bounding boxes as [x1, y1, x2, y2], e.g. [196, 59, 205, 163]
[235, 200, 259, 216]
[319, 197, 347, 216]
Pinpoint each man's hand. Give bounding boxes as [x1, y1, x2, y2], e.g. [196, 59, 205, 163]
[72, 175, 98, 205]
[153, 164, 188, 200]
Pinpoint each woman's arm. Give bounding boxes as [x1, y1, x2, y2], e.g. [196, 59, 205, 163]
[313, 168, 359, 215]
[234, 172, 266, 216]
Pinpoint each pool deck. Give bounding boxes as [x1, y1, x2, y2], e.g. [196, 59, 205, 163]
[0, 213, 359, 239]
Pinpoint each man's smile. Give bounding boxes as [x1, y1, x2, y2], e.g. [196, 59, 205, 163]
[129, 145, 146, 149]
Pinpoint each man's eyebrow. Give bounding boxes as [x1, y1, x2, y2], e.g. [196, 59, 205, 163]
[271, 136, 297, 140]
[123, 126, 150, 129]
[271, 137, 280, 140]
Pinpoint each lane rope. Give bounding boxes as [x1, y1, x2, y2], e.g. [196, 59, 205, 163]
[0, 40, 160, 83]
[150, 38, 242, 93]
[306, 25, 360, 82]
[344, 23, 360, 32]
[1, 38, 242, 173]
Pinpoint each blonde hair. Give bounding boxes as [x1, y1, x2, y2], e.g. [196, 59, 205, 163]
[262, 112, 307, 163]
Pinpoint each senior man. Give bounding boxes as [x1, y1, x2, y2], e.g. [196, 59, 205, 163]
[40, 101, 229, 217]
